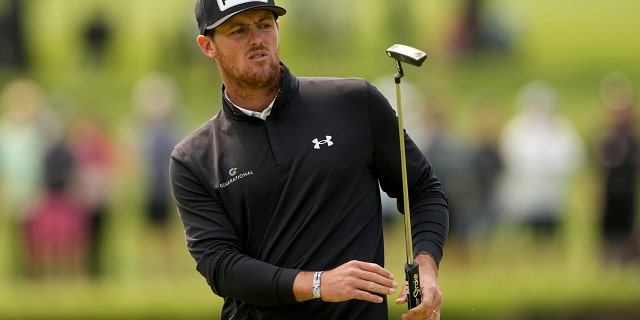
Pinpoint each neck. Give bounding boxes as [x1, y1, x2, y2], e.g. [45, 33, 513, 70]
[225, 83, 280, 112]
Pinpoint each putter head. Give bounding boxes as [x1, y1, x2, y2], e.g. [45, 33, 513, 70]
[386, 44, 427, 67]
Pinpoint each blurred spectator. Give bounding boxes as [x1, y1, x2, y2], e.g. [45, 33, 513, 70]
[0, 79, 48, 220]
[0, 79, 58, 277]
[22, 142, 89, 280]
[132, 72, 181, 273]
[0, 0, 27, 69]
[67, 117, 115, 278]
[462, 90, 504, 244]
[595, 72, 639, 266]
[498, 81, 585, 239]
[448, 0, 517, 59]
[83, 10, 112, 68]
[421, 99, 474, 247]
[449, 0, 482, 56]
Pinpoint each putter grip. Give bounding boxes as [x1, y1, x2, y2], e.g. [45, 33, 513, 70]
[404, 261, 422, 309]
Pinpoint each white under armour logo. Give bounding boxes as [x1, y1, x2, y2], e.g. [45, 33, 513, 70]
[312, 136, 334, 149]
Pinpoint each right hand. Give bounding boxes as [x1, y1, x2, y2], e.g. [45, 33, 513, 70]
[319, 260, 398, 303]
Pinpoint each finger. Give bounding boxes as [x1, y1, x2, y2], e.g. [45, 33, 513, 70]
[356, 261, 395, 279]
[403, 308, 433, 320]
[402, 292, 436, 319]
[352, 287, 385, 304]
[360, 272, 397, 290]
[407, 304, 428, 319]
[421, 283, 443, 312]
[414, 299, 441, 320]
[360, 279, 397, 296]
[351, 262, 397, 295]
[413, 291, 442, 320]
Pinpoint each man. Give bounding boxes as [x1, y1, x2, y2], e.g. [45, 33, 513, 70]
[169, 1, 448, 319]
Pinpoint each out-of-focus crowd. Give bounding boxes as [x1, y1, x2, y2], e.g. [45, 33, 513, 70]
[377, 71, 639, 269]
[0, 73, 183, 281]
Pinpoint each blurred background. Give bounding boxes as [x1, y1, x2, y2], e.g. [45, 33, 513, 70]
[1, 0, 639, 319]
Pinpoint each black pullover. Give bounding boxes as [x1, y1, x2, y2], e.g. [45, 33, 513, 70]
[170, 63, 448, 319]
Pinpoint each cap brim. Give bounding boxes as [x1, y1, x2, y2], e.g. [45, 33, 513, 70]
[205, 6, 286, 31]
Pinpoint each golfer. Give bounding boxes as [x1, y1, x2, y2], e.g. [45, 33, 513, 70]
[170, 1, 449, 319]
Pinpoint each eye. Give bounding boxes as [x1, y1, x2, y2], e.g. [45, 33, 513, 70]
[230, 27, 246, 35]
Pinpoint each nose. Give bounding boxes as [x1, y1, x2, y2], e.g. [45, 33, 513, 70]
[248, 27, 264, 46]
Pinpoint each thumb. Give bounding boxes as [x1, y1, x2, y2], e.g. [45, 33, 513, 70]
[395, 283, 408, 305]
[395, 295, 407, 305]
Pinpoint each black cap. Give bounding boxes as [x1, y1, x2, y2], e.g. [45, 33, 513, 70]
[195, 0, 286, 35]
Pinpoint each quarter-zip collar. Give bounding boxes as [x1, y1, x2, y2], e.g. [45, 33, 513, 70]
[221, 62, 299, 121]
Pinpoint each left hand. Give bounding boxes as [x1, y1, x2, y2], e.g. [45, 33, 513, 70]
[395, 253, 443, 320]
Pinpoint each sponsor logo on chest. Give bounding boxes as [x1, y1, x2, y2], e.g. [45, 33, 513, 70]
[312, 135, 334, 149]
[219, 167, 254, 189]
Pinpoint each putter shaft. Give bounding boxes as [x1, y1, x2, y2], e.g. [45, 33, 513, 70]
[395, 80, 413, 265]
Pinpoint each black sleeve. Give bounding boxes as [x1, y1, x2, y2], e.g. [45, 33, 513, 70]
[169, 148, 299, 305]
[366, 82, 449, 265]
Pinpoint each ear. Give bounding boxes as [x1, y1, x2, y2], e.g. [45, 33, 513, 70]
[197, 35, 217, 60]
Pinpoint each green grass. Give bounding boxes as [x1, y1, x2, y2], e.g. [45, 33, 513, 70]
[2, 0, 640, 319]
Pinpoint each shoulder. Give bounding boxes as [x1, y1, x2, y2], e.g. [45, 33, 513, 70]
[172, 114, 221, 162]
[298, 77, 367, 92]
[296, 77, 385, 102]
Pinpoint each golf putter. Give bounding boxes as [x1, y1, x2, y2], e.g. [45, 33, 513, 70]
[386, 44, 427, 310]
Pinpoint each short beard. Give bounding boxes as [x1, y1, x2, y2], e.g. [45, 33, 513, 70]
[216, 43, 281, 90]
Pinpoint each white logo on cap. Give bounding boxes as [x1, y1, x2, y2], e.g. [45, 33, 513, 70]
[217, 0, 268, 11]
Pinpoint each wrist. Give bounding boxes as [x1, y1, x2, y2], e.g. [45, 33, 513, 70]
[416, 251, 439, 275]
[415, 251, 436, 262]
[293, 271, 314, 302]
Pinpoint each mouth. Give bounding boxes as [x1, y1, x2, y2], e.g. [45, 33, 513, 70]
[248, 48, 269, 60]
[249, 53, 267, 60]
